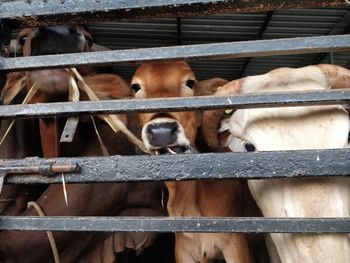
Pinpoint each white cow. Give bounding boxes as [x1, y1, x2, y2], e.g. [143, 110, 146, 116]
[202, 64, 350, 263]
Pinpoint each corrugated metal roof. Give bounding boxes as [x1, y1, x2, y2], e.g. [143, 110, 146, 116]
[86, 7, 350, 80]
[11, 7, 350, 81]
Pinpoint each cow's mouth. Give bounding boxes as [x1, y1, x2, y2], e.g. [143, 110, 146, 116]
[151, 145, 196, 155]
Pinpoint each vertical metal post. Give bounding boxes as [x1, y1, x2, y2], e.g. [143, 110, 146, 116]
[328, 52, 335, 64]
[176, 17, 182, 45]
[0, 19, 15, 101]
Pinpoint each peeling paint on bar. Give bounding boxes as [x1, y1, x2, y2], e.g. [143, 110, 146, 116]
[1, 149, 349, 184]
[1, 35, 350, 72]
[0, 90, 349, 120]
[0, 0, 346, 26]
[0, 216, 349, 233]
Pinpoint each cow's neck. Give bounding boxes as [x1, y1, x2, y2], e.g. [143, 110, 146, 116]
[165, 180, 243, 217]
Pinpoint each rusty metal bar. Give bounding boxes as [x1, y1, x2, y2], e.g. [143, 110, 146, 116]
[0, 149, 349, 184]
[1, 35, 350, 72]
[0, 89, 349, 120]
[300, 9, 350, 67]
[0, 0, 346, 26]
[0, 162, 80, 176]
[0, 216, 349, 233]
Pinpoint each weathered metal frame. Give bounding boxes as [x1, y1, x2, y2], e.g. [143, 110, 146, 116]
[0, 89, 349, 120]
[0, 1, 350, 235]
[1, 34, 350, 72]
[1, 217, 349, 233]
[1, 149, 349, 184]
[0, 0, 346, 26]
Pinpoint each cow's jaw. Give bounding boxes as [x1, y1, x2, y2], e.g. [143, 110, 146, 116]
[29, 69, 71, 97]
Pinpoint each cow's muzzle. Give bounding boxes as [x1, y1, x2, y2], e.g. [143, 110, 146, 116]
[142, 117, 193, 154]
[146, 122, 178, 147]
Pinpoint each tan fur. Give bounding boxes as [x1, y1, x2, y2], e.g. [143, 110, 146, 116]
[133, 61, 251, 263]
[203, 64, 350, 263]
[197, 77, 229, 96]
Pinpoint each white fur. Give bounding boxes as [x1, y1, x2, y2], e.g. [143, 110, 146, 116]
[222, 66, 350, 263]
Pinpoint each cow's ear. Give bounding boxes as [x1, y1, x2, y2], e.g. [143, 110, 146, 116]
[316, 64, 350, 90]
[1, 72, 26, 105]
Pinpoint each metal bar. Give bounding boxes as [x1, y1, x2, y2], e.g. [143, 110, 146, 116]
[240, 11, 274, 77]
[0, 216, 348, 233]
[1, 149, 349, 184]
[300, 10, 350, 67]
[0, 89, 349, 120]
[0, 0, 346, 26]
[176, 17, 182, 46]
[1, 35, 350, 72]
[329, 52, 335, 65]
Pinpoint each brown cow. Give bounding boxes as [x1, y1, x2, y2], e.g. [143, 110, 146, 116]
[0, 73, 167, 263]
[132, 61, 251, 263]
[0, 26, 167, 262]
[16, 25, 94, 158]
[0, 25, 94, 215]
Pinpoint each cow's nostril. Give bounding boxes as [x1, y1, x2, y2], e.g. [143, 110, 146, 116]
[147, 126, 154, 135]
[69, 26, 78, 35]
[171, 126, 178, 135]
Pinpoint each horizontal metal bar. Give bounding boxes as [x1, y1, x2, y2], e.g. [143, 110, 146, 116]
[1, 35, 350, 72]
[0, 216, 348, 233]
[0, 89, 349, 120]
[0, 0, 345, 26]
[1, 149, 349, 184]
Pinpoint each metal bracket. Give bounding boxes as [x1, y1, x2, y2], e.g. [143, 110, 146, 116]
[0, 172, 7, 195]
[0, 162, 80, 193]
[60, 116, 79, 143]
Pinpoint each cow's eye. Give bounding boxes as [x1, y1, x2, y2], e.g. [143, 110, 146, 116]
[18, 35, 28, 46]
[244, 143, 256, 152]
[186, 79, 195, 89]
[131, 83, 141, 92]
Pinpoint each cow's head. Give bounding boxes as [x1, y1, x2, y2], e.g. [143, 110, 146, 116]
[132, 61, 199, 154]
[17, 25, 93, 98]
[202, 64, 350, 153]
